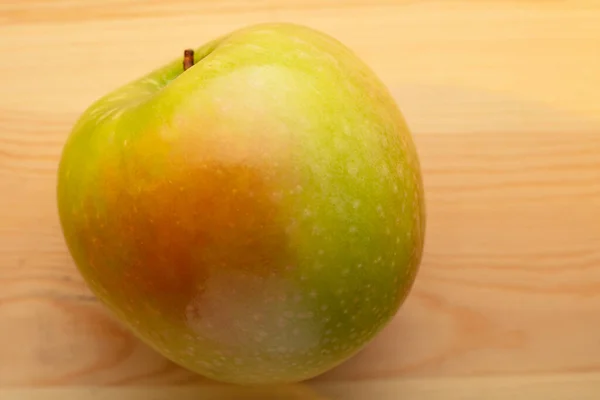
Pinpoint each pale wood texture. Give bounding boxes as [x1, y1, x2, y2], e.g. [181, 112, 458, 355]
[3, 373, 600, 400]
[1, 0, 600, 397]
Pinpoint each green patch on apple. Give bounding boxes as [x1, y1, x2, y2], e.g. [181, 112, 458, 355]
[57, 22, 426, 385]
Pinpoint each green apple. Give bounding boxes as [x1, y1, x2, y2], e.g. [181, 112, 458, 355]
[56, 22, 426, 385]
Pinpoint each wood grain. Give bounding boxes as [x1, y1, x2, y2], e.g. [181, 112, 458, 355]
[3, 373, 600, 400]
[1, 0, 600, 396]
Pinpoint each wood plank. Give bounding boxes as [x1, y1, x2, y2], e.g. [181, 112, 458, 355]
[2, 373, 600, 399]
[1, 0, 599, 391]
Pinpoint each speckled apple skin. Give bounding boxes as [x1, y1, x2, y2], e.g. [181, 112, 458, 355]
[56, 22, 426, 385]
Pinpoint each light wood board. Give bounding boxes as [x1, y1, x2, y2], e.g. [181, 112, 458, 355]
[1, 0, 599, 397]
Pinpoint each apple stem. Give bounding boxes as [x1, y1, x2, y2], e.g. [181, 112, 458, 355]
[183, 49, 195, 71]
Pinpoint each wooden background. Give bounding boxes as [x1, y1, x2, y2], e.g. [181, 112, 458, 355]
[1, 0, 600, 398]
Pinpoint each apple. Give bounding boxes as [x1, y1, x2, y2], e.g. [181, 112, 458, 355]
[56, 22, 426, 385]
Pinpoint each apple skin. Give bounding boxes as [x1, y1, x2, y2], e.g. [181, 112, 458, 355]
[57, 22, 426, 385]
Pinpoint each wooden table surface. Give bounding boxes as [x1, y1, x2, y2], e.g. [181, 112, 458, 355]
[1, 0, 600, 398]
